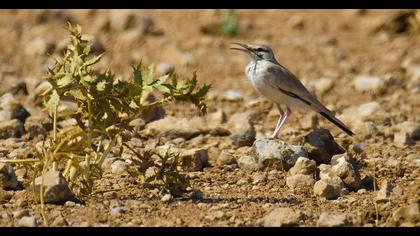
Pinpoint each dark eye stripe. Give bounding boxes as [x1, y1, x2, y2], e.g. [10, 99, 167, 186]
[255, 48, 268, 52]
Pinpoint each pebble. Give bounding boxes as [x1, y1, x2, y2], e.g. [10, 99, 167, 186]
[313, 176, 343, 200]
[142, 116, 200, 139]
[263, 207, 305, 227]
[304, 128, 344, 164]
[33, 170, 73, 203]
[317, 212, 350, 226]
[286, 174, 316, 190]
[376, 179, 392, 202]
[111, 160, 129, 175]
[156, 62, 174, 76]
[18, 216, 37, 227]
[353, 75, 385, 93]
[289, 157, 316, 175]
[222, 89, 244, 102]
[227, 112, 256, 147]
[12, 209, 29, 219]
[390, 203, 419, 226]
[161, 194, 172, 202]
[331, 154, 361, 190]
[0, 163, 19, 190]
[24, 37, 54, 56]
[396, 121, 420, 140]
[0, 119, 24, 139]
[217, 150, 237, 166]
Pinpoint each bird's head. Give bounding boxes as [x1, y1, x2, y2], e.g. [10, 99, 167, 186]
[230, 42, 276, 62]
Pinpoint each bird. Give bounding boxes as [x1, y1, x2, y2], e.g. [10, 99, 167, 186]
[230, 42, 354, 139]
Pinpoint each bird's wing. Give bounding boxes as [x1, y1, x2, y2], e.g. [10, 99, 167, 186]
[266, 63, 354, 136]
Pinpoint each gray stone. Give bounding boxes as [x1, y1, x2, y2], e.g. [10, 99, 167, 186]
[253, 138, 307, 171]
[353, 75, 385, 93]
[0, 163, 19, 190]
[289, 157, 316, 176]
[396, 121, 420, 140]
[142, 116, 200, 139]
[156, 62, 174, 76]
[179, 148, 208, 171]
[228, 112, 256, 147]
[313, 77, 334, 95]
[376, 179, 392, 202]
[161, 193, 172, 202]
[111, 160, 128, 174]
[317, 212, 350, 226]
[222, 89, 244, 102]
[33, 170, 73, 203]
[393, 132, 414, 146]
[286, 174, 316, 190]
[331, 154, 361, 190]
[251, 172, 267, 184]
[18, 216, 37, 227]
[304, 128, 344, 164]
[217, 150, 236, 166]
[357, 102, 383, 122]
[263, 207, 305, 227]
[313, 177, 343, 200]
[237, 155, 260, 171]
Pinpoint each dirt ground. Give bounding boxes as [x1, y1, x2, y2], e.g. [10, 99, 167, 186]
[0, 9, 419, 227]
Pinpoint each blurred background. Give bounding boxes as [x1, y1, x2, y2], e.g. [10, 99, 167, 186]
[0, 9, 419, 136]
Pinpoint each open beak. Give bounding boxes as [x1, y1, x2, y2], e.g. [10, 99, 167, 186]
[230, 42, 253, 54]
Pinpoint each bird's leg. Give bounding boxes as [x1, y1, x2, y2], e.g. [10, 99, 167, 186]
[271, 105, 291, 139]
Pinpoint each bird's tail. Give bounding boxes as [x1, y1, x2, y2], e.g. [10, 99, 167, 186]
[318, 109, 354, 136]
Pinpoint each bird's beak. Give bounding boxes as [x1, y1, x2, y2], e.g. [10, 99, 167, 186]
[230, 42, 253, 54]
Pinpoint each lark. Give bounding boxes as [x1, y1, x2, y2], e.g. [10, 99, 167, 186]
[230, 42, 354, 138]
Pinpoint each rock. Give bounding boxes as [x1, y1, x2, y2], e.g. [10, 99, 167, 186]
[0, 119, 24, 139]
[253, 138, 307, 171]
[222, 89, 244, 102]
[251, 172, 267, 184]
[330, 154, 361, 190]
[179, 148, 208, 171]
[217, 150, 236, 166]
[18, 216, 37, 227]
[313, 77, 334, 95]
[33, 170, 73, 203]
[263, 207, 305, 227]
[111, 160, 128, 174]
[313, 177, 344, 200]
[142, 116, 200, 139]
[357, 102, 383, 122]
[317, 212, 350, 226]
[181, 53, 197, 67]
[13, 209, 29, 219]
[390, 203, 419, 226]
[286, 174, 316, 190]
[24, 37, 54, 56]
[0, 163, 19, 190]
[376, 179, 392, 202]
[396, 121, 420, 140]
[51, 215, 68, 226]
[360, 175, 375, 190]
[393, 132, 414, 146]
[237, 155, 260, 171]
[304, 128, 344, 164]
[289, 157, 316, 176]
[156, 62, 174, 76]
[228, 112, 256, 147]
[353, 75, 385, 93]
[161, 193, 172, 202]
[34, 81, 52, 100]
[353, 120, 378, 137]
[24, 114, 52, 139]
[0, 93, 30, 123]
[139, 94, 166, 124]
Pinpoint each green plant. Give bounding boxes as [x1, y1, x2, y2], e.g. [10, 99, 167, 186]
[2, 23, 210, 201]
[217, 10, 240, 37]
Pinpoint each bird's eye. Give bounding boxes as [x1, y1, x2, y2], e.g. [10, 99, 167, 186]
[255, 48, 267, 52]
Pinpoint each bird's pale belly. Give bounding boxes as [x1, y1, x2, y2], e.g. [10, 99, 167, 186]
[246, 67, 307, 110]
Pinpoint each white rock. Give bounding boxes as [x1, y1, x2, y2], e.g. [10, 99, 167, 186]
[237, 155, 260, 171]
[353, 75, 385, 93]
[228, 112, 255, 147]
[357, 102, 382, 121]
[263, 207, 305, 227]
[313, 177, 343, 200]
[222, 89, 244, 102]
[156, 62, 174, 76]
[317, 212, 349, 226]
[142, 116, 200, 139]
[331, 154, 361, 190]
[33, 170, 73, 203]
[161, 193, 172, 202]
[289, 157, 316, 175]
[286, 174, 315, 190]
[18, 216, 37, 227]
[217, 150, 236, 166]
[24, 37, 53, 56]
[376, 179, 392, 202]
[396, 121, 420, 140]
[313, 77, 334, 95]
[253, 138, 307, 171]
[111, 160, 128, 174]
